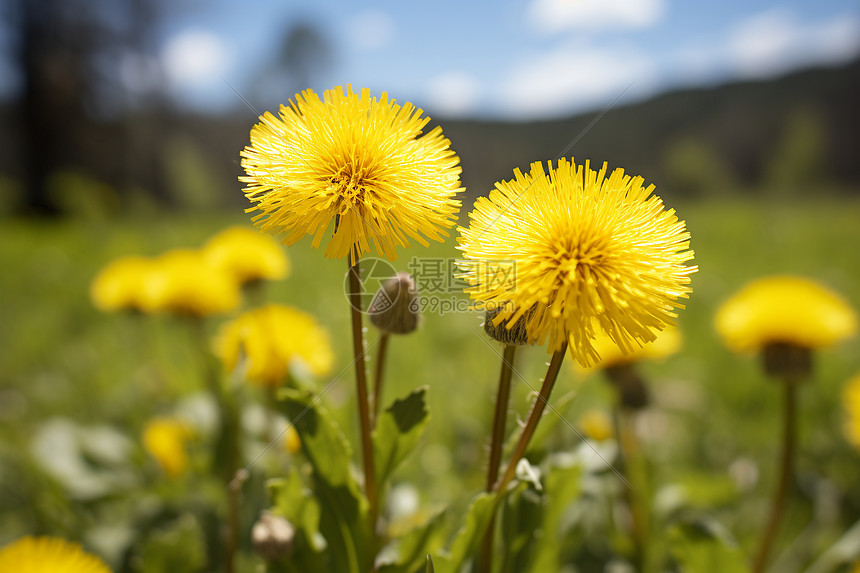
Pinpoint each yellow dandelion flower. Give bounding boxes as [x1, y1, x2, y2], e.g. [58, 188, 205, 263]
[203, 226, 290, 285]
[240, 86, 463, 262]
[283, 425, 301, 455]
[588, 326, 682, 370]
[579, 409, 614, 442]
[140, 249, 241, 317]
[143, 418, 192, 477]
[214, 304, 334, 387]
[0, 536, 111, 573]
[90, 256, 155, 313]
[715, 276, 857, 352]
[458, 159, 696, 366]
[843, 374, 860, 451]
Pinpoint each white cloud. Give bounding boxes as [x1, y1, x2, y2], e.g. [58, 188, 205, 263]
[500, 44, 654, 119]
[427, 71, 481, 117]
[730, 10, 860, 78]
[161, 30, 229, 88]
[348, 10, 395, 51]
[528, 0, 665, 34]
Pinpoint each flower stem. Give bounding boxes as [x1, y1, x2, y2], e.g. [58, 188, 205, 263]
[495, 342, 567, 494]
[479, 344, 518, 573]
[615, 407, 649, 572]
[347, 259, 379, 538]
[372, 333, 390, 426]
[752, 380, 797, 573]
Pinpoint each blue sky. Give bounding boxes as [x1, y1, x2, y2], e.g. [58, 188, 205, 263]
[11, 0, 860, 120]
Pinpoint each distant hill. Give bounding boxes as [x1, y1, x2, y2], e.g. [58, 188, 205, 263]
[1, 58, 858, 210]
[438, 58, 860, 201]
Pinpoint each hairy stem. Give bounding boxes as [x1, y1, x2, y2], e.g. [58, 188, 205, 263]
[347, 259, 379, 543]
[495, 342, 568, 494]
[479, 344, 518, 573]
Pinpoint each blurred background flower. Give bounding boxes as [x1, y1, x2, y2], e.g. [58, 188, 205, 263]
[715, 275, 858, 353]
[214, 304, 334, 386]
[202, 226, 290, 286]
[0, 536, 112, 572]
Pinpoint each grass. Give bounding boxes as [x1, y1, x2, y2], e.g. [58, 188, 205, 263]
[1, 194, 859, 566]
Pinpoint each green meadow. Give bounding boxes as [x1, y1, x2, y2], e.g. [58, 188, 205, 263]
[1, 195, 859, 571]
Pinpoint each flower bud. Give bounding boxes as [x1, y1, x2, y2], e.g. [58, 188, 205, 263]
[483, 303, 532, 346]
[369, 272, 420, 335]
[251, 511, 295, 560]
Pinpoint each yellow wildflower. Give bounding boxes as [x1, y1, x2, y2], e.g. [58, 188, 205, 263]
[579, 410, 614, 442]
[715, 276, 857, 352]
[589, 326, 682, 370]
[143, 418, 192, 477]
[215, 304, 334, 387]
[90, 256, 155, 313]
[240, 86, 463, 262]
[283, 425, 301, 455]
[203, 226, 290, 285]
[458, 159, 696, 366]
[0, 536, 111, 573]
[844, 374, 860, 451]
[141, 249, 241, 317]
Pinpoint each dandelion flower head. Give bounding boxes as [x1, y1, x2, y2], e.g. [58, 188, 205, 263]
[587, 326, 682, 370]
[715, 276, 857, 352]
[215, 304, 334, 387]
[843, 373, 860, 451]
[579, 409, 614, 442]
[90, 256, 155, 313]
[0, 536, 111, 573]
[240, 86, 463, 263]
[141, 249, 241, 317]
[203, 226, 290, 285]
[458, 159, 696, 366]
[143, 417, 192, 477]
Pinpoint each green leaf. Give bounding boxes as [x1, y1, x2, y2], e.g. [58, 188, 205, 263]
[526, 462, 583, 573]
[278, 389, 370, 573]
[268, 469, 322, 549]
[374, 387, 430, 492]
[377, 509, 447, 573]
[501, 481, 543, 573]
[433, 493, 497, 573]
[136, 514, 206, 573]
[667, 515, 749, 573]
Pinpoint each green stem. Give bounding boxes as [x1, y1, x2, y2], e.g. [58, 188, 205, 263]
[372, 333, 390, 427]
[479, 344, 517, 573]
[495, 342, 567, 494]
[189, 317, 240, 573]
[347, 259, 379, 545]
[752, 380, 797, 573]
[615, 407, 649, 572]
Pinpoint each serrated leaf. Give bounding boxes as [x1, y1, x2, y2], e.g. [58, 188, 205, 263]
[278, 389, 370, 573]
[377, 509, 447, 573]
[668, 516, 749, 573]
[278, 388, 354, 485]
[374, 387, 430, 493]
